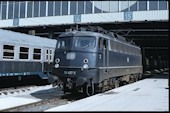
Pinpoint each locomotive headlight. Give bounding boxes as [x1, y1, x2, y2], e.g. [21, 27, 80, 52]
[55, 64, 59, 68]
[55, 58, 60, 63]
[83, 58, 88, 63]
[83, 64, 89, 69]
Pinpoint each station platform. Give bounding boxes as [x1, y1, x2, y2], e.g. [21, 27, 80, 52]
[46, 74, 169, 111]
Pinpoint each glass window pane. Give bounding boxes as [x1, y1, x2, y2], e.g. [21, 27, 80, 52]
[48, 1, 54, 16]
[14, 2, 19, 19]
[85, 1, 92, 14]
[8, 2, 14, 19]
[94, 1, 102, 13]
[3, 45, 14, 59]
[139, 1, 147, 11]
[2, 3, 7, 19]
[129, 1, 137, 11]
[149, 1, 158, 10]
[102, 1, 110, 13]
[27, 1, 33, 17]
[70, 1, 77, 15]
[40, 1, 46, 17]
[78, 1, 84, 14]
[159, 0, 167, 10]
[121, 1, 129, 12]
[110, 1, 119, 12]
[19, 47, 29, 59]
[20, 2, 25, 18]
[33, 48, 41, 60]
[55, 1, 61, 16]
[34, 1, 39, 17]
[62, 1, 68, 15]
[0, 2, 1, 19]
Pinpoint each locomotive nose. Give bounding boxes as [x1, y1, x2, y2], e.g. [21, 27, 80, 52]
[76, 77, 87, 86]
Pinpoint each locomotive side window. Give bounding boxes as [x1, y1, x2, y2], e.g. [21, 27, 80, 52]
[103, 39, 107, 48]
[98, 38, 103, 49]
[3, 45, 14, 59]
[33, 48, 41, 60]
[19, 47, 29, 59]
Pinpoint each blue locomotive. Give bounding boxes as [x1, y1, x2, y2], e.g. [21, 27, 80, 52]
[48, 26, 143, 96]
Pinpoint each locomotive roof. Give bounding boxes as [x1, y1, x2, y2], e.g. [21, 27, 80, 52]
[59, 30, 140, 49]
[0, 29, 57, 48]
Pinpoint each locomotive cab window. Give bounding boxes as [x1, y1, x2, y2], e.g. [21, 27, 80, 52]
[3, 45, 14, 59]
[56, 37, 71, 49]
[19, 47, 29, 59]
[75, 36, 96, 49]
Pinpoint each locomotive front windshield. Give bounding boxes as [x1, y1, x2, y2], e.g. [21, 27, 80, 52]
[56, 36, 96, 49]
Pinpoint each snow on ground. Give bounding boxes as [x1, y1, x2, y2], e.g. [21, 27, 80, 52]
[46, 76, 169, 111]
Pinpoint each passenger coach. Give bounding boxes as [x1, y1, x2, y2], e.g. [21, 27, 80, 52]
[0, 29, 57, 83]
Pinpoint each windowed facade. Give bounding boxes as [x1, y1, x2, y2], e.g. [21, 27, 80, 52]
[0, 1, 168, 20]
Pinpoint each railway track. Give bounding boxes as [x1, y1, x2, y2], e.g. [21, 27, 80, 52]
[0, 91, 87, 112]
[0, 96, 68, 112]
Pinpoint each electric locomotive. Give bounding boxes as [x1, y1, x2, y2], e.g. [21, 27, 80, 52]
[48, 26, 143, 96]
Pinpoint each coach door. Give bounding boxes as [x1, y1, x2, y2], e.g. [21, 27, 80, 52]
[44, 48, 53, 74]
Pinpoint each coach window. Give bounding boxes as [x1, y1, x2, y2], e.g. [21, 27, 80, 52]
[33, 48, 41, 60]
[46, 49, 53, 62]
[19, 47, 29, 59]
[3, 45, 14, 59]
[46, 49, 49, 60]
[49, 49, 53, 61]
